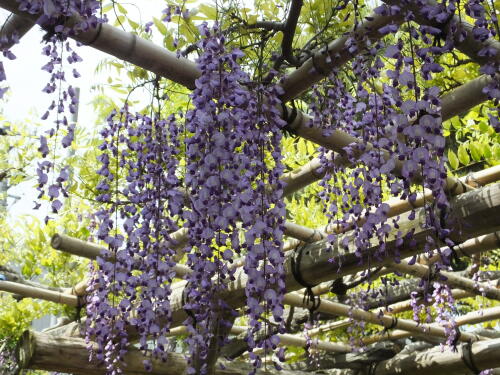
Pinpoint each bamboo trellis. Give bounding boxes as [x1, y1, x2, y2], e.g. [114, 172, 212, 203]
[0, 0, 500, 374]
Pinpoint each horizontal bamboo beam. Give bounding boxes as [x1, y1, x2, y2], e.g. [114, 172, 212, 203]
[280, 12, 401, 101]
[17, 331, 309, 375]
[0, 0, 200, 89]
[335, 337, 500, 375]
[0, 281, 79, 306]
[384, 0, 500, 66]
[389, 260, 500, 301]
[55, 163, 500, 300]
[0, 264, 65, 292]
[49, 183, 500, 340]
[174, 324, 352, 353]
[0, 13, 34, 49]
[2, 1, 495, 168]
[362, 305, 500, 346]
[326, 164, 500, 235]
[284, 291, 482, 344]
[422, 229, 500, 266]
[159, 183, 500, 333]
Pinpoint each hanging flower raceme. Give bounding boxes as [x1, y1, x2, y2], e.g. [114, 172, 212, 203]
[0, 1, 106, 217]
[182, 22, 286, 373]
[308, 0, 500, 348]
[87, 106, 183, 373]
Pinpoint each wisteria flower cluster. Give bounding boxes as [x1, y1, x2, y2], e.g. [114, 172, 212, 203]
[310, 0, 499, 347]
[87, 21, 287, 374]
[86, 106, 184, 373]
[0, 1, 106, 220]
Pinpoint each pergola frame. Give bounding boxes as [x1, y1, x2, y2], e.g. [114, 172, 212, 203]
[0, 0, 499, 374]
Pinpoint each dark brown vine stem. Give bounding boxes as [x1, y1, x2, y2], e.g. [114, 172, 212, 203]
[180, 19, 284, 57]
[274, 0, 304, 69]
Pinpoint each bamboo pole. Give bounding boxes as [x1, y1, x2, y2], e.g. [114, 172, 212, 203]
[1, 1, 496, 171]
[51, 183, 500, 339]
[383, 0, 500, 66]
[16, 331, 311, 375]
[388, 259, 500, 301]
[47, 183, 500, 340]
[0, 13, 34, 49]
[50, 234, 104, 259]
[361, 305, 500, 346]
[0, 281, 79, 306]
[284, 78, 494, 199]
[280, 12, 402, 101]
[366, 337, 500, 375]
[55, 163, 500, 296]
[160, 184, 500, 334]
[428, 231, 500, 265]
[0, 0, 200, 89]
[284, 291, 483, 344]
[59, 181, 500, 301]
[0, 1, 492, 218]
[170, 324, 352, 353]
[326, 164, 500, 235]
[302, 230, 500, 319]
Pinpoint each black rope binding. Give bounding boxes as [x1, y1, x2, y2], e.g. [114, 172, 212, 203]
[85, 23, 104, 46]
[368, 362, 380, 375]
[384, 316, 398, 332]
[281, 101, 299, 136]
[291, 239, 321, 319]
[451, 326, 462, 349]
[181, 284, 197, 326]
[72, 287, 84, 323]
[330, 278, 348, 297]
[461, 341, 481, 375]
[311, 52, 329, 76]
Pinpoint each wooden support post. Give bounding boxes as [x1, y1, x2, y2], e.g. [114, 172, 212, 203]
[388, 260, 500, 301]
[0, 281, 78, 306]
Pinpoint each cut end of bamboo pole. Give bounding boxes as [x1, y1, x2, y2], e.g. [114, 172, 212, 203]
[50, 234, 63, 250]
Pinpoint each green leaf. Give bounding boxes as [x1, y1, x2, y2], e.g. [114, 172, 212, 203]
[247, 14, 258, 25]
[458, 144, 470, 166]
[199, 4, 217, 19]
[482, 143, 492, 159]
[450, 118, 462, 130]
[116, 3, 127, 14]
[102, 3, 113, 12]
[153, 17, 168, 35]
[128, 19, 139, 29]
[469, 142, 482, 161]
[478, 121, 490, 133]
[447, 149, 459, 170]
